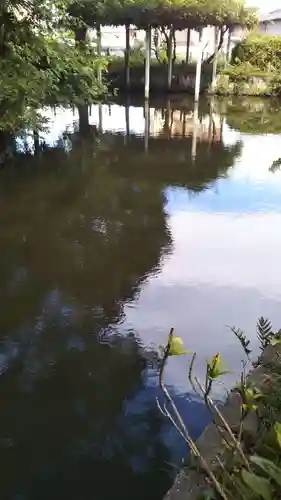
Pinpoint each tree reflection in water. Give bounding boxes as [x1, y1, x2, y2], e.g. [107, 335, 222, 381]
[0, 101, 242, 500]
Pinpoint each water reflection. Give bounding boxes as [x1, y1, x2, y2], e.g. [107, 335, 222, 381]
[0, 96, 281, 500]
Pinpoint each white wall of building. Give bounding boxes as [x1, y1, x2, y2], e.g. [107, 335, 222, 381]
[259, 19, 281, 36]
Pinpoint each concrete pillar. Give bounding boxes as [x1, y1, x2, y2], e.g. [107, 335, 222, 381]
[194, 30, 203, 103]
[186, 28, 191, 64]
[167, 26, 173, 91]
[211, 27, 219, 91]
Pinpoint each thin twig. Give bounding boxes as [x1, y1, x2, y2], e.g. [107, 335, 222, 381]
[195, 377, 250, 471]
[158, 331, 229, 500]
[216, 455, 248, 500]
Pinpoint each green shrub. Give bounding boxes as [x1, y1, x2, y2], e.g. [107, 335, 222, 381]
[232, 34, 281, 72]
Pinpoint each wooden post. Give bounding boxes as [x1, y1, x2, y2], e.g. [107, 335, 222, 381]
[167, 26, 173, 91]
[144, 26, 151, 100]
[211, 27, 219, 91]
[194, 29, 203, 103]
[125, 24, 130, 90]
[186, 28, 191, 64]
[96, 23, 102, 85]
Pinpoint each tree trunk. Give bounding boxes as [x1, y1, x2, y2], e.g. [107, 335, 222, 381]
[206, 26, 227, 64]
[186, 29, 191, 64]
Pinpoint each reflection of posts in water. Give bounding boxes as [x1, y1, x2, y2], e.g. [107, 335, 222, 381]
[208, 98, 215, 147]
[182, 112, 186, 137]
[78, 106, 89, 135]
[191, 103, 199, 162]
[220, 116, 224, 142]
[164, 100, 171, 139]
[98, 104, 103, 134]
[33, 130, 40, 155]
[124, 99, 130, 145]
[144, 100, 149, 152]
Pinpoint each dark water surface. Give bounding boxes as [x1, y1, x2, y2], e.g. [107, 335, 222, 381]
[1, 97, 281, 500]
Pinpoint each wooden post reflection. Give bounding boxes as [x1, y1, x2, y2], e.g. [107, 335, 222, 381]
[182, 112, 186, 137]
[164, 100, 171, 139]
[191, 102, 199, 162]
[220, 116, 224, 143]
[33, 130, 40, 155]
[144, 100, 149, 152]
[124, 98, 130, 145]
[208, 98, 215, 147]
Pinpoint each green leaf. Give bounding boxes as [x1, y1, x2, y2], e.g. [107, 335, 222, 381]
[242, 469, 272, 500]
[250, 455, 281, 486]
[169, 336, 191, 356]
[274, 422, 281, 449]
[207, 353, 230, 379]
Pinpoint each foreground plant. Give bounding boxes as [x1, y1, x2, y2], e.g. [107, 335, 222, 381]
[158, 319, 281, 499]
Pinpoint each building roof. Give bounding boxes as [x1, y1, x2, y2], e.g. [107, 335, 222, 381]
[260, 9, 281, 23]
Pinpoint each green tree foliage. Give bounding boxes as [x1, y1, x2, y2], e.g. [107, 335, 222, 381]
[232, 34, 281, 72]
[69, 0, 256, 30]
[0, 0, 107, 133]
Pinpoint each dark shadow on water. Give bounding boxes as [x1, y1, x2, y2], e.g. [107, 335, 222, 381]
[0, 98, 245, 500]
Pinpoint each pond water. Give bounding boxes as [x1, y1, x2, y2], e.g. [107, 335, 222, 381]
[0, 96, 281, 500]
